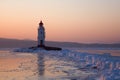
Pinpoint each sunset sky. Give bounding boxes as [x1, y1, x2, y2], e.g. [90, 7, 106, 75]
[0, 0, 120, 43]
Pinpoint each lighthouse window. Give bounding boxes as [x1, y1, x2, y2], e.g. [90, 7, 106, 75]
[41, 32, 42, 34]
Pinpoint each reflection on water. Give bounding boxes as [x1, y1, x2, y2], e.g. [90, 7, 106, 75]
[37, 53, 45, 77]
[0, 51, 38, 80]
[0, 50, 115, 80]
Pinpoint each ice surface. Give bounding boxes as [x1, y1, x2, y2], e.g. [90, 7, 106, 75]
[13, 48, 120, 80]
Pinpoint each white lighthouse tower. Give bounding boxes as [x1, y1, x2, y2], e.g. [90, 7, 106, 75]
[38, 21, 45, 47]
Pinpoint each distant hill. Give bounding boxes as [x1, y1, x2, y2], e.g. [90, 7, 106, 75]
[0, 38, 36, 48]
[0, 38, 120, 48]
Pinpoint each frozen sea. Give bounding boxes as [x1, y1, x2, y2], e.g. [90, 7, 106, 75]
[0, 48, 120, 80]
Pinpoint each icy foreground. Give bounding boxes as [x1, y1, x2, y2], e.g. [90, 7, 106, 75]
[14, 48, 120, 80]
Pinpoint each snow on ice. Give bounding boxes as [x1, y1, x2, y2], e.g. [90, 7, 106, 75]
[14, 48, 120, 80]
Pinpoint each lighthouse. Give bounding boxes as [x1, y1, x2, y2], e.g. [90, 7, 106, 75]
[15, 20, 61, 51]
[38, 21, 45, 47]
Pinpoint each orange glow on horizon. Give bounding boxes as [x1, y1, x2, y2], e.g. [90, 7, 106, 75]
[0, 0, 120, 43]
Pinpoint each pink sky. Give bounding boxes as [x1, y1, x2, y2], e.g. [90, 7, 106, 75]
[0, 0, 120, 43]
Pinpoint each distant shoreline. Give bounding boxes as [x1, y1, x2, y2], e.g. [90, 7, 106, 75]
[0, 38, 120, 48]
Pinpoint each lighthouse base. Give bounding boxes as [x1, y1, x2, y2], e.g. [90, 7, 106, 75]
[30, 45, 62, 51]
[37, 45, 45, 47]
[43, 46, 62, 51]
